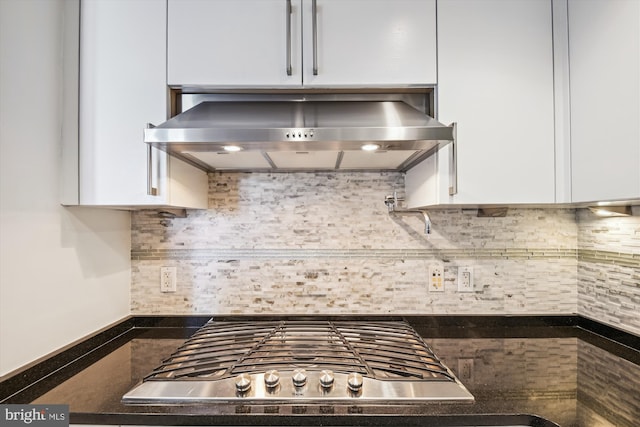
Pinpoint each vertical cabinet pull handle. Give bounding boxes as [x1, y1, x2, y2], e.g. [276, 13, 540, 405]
[312, 0, 318, 75]
[147, 144, 158, 196]
[146, 124, 158, 196]
[285, 0, 292, 76]
[448, 123, 458, 196]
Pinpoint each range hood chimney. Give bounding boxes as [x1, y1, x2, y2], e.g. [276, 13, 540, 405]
[145, 92, 455, 173]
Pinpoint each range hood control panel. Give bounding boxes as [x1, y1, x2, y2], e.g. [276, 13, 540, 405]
[285, 129, 315, 140]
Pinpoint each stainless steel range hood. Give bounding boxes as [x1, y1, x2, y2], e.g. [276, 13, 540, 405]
[145, 93, 455, 172]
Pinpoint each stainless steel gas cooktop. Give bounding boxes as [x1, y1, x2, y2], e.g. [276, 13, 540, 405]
[122, 319, 473, 404]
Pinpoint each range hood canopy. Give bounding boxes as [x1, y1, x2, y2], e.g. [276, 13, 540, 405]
[145, 93, 455, 172]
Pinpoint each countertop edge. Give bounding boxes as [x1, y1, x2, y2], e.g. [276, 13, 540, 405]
[70, 412, 560, 427]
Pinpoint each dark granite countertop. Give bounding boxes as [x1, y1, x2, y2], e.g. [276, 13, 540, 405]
[1, 316, 639, 426]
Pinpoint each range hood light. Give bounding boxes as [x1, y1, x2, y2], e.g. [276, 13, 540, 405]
[222, 145, 242, 152]
[361, 143, 380, 152]
[588, 206, 632, 217]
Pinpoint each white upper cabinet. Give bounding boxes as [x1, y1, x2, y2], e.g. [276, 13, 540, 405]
[78, 0, 207, 208]
[167, 0, 437, 88]
[406, 0, 556, 208]
[567, 0, 640, 203]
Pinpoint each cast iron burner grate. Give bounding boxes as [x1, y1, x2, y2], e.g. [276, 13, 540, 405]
[145, 320, 453, 381]
[123, 319, 474, 403]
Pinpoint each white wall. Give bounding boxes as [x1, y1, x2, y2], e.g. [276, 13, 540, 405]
[0, 0, 131, 376]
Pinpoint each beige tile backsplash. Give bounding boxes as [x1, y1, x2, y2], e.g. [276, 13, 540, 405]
[130, 172, 638, 335]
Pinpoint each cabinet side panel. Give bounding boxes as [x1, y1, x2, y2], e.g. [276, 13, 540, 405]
[406, 154, 439, 209]
[552, 0, 572, 204]
[60, 0, 80, 205]
[167, 157, 208, 209]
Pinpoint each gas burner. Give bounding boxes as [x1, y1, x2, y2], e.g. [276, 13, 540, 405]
[123, 319, 473, 403]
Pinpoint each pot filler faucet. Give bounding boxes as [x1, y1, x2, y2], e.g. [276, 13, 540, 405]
[384, 191, 432, 235]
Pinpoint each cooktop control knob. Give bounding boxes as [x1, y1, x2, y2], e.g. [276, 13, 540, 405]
[292, 368, 307, 387]
[319, 370, 334, 389]
[235, 373, 252, 393]
[264, 370, 280, 388]
[347, 372, 363, 392]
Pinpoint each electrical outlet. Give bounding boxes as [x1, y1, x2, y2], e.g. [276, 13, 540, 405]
[160, 267, 177, 292]
[458, 358, 474, 382]
[428, 263, 444, 292]
[457, 266, 474, 292]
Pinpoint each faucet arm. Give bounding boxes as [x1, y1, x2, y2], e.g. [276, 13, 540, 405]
[421, 210, 431, 235]
[384, 191, 431, 234]
[389, 208, 431, 235]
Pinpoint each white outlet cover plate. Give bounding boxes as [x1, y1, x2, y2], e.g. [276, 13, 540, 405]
[160, 266, 177, 292]
[458, 358, 474, 382]
[457, 266, 474, 292]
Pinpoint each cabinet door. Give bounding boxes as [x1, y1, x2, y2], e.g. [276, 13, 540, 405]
[79, 0, 207, 207]
[168, 0, 302, 87]
[407, 0, 555, 207]
[568, 0, 640, 203]
[301, 0, 436, 87]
